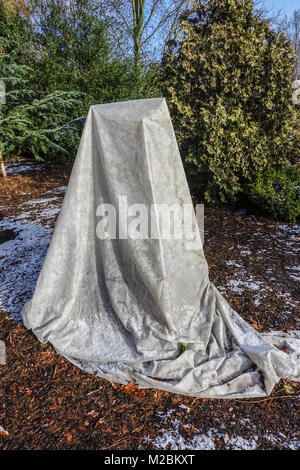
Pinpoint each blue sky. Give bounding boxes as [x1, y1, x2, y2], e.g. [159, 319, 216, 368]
[261, 0, 299, 17]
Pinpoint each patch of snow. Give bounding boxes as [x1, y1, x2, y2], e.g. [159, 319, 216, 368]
[240, 249, 251, 255]
[15, 195, 62, 228]
[46, 186, 67, 195]
[226, 435, 258, 450]
[216, 220, 299, 317]
[23, 197, 59, 206]
[275, 224, 300, 255]
[239, 418, 250, 425]
[226, 278, 263, 295]
[0, 217, 52, 320]
[226, 260, 244, 268]
[150, 416, 300, 450]
[225, 280, 244, 295]
[6, 164, 34, 175]
[265, 433, 300, 450]
[288, 265, 300, 271]
[5, 162, 45, 175]
[277, 224, 299, 234]
[279, 292, 299, 307]
[156, 409, 176, 419]
[288, 274, 300, 281]
[286, 265, 300, 282]
[152, 420, 216, 450]
[245, 281, 261, 290]
[0, 186, 66, 319]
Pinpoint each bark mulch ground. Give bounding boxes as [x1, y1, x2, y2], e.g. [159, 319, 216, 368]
[0, 162, 299, 450]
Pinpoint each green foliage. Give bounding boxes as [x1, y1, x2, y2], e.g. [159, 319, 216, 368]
[248, 165, 300, 222]
[0, 0, 161, 162]
[161, 0, 299, 204]
[0, 7, 81, 162]
[30, 1, 161, 111]
[31, 1, 135, 107]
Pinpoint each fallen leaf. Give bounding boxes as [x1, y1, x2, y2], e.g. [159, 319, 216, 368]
[121, 382, 137, 395]
[64, 432, 73, 443]
[283, 382, 294, 394]
[249, 317, 263, 332]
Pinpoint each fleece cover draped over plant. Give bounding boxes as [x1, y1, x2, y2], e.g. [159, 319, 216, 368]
[22, 98, 300, 398]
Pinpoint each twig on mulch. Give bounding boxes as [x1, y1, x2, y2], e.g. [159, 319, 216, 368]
[231, 394, 299, 404]
[87, 387, 103, 396]
[190, 393, 299, 407]
[103, 435, 147, 450]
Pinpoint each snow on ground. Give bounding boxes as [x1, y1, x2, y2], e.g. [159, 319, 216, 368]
[1, 162, 299, 450]
[264, 433, 300, 450]
[0, 164, 66, 319]
[287, 265, 300, 282]
[152, 419, 216, 450]
[218, 269, 299, 313]
[148, 413, 300, 450]
[217, 261, 268, 305]
[45, 186, 67, 195]
[217, 222, 300, 313]
[5, 160, 45, 176]
[0, 217, 52, 320]
[15, 196, 62, 228]
[276, 224, 300, 254]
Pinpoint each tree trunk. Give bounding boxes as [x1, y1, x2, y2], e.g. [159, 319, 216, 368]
[132, 0, 144, 77]
[133, 36, 141, 71]
[133, 36, 142, 85]
[0, 151, 8, 179]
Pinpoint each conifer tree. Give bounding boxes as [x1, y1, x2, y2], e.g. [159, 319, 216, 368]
[0, 3, 80, 178]
[162, 0, 298, 203]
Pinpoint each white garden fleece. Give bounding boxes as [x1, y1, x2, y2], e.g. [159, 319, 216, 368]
[22, 98, 300, 398]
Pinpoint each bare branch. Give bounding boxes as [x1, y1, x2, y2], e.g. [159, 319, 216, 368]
[141, 1, 188, 47]
[107, 0, 134, 35]
[142, 0, 160, 33]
